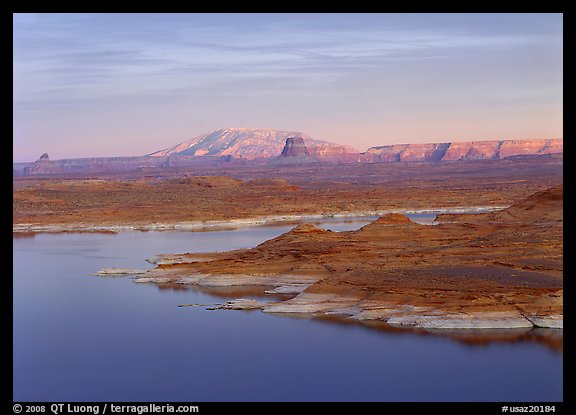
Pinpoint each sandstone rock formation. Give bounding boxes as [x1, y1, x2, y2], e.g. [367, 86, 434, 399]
[275, 137, 316, 164]
[364, 138, 562, 162]
[487, 185, 563, 224]
[280, 137, 311, 158]
[26, 153, 54, 175]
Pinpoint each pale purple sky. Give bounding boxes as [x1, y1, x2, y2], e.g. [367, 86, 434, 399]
[13, 13, 563, 162]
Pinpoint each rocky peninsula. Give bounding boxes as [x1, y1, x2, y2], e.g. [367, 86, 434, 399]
[134, 185, 563, 331]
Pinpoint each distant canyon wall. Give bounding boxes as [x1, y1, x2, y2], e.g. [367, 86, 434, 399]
[13, 138, 563, 176]
[13, 155, 232, 176]
[362, 138, 563, 162]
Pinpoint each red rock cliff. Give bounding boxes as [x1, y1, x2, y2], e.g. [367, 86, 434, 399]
[364, 138, 562, 162]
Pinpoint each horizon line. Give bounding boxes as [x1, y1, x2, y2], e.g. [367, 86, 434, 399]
[13, 134, 563, 164]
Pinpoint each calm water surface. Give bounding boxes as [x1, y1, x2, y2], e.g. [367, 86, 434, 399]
[13, 216, 562, 401]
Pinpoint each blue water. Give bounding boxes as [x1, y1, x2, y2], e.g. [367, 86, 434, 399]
[13, 219, 563, 402]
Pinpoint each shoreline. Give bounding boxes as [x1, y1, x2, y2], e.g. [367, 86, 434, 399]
[12, 204, 508, 233]
[131, 269, 563, 330]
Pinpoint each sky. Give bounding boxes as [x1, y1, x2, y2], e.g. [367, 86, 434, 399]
[13, 13, 563, 162]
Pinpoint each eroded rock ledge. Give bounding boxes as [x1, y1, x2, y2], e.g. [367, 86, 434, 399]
[131, 270, 562, 329]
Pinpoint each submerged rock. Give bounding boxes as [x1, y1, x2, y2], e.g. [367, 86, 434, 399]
[212, 299, 269, 310]
[97, 268, 147, 276]
[386, 312, 534, 329]
[178, 303, 212, 307]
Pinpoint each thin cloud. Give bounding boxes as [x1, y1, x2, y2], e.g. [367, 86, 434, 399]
[13, 13, 563, 160]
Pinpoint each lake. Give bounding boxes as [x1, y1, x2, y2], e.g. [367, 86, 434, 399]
[13, 216, 563, 402]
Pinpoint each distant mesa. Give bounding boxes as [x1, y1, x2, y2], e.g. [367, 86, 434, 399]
[148, 128, 357, 161]
[12, 128, 563, 177]
[363, 138, 562, 162]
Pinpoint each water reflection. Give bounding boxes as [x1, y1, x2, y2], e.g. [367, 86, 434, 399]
[144, 281, 563, 352]
[315, 315, 563, 352]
